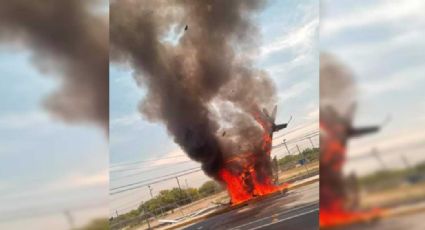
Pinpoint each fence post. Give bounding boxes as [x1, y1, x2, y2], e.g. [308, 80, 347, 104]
[283, 139, 290, 155]
[308, 137, 315, 148]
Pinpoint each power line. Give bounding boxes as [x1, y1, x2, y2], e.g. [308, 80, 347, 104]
[109, 167, 204, 202]
[110, 163, 191, 181]
[109, 187, 145, 202]
[273, 123, 318, 139]
[110, 132, 318, 195]
[110, 168, 203, 195]
[272, 132, 319, 149]
[274, 130, 319, 143]
[110, 167, 202, 192]
[110, 155, 187, 168]
[109, 131, 318, 171]
[111, 160, 193, 174]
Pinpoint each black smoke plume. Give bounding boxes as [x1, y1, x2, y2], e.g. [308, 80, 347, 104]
[110, 0, 276, 178]
[0, 0, 108, 132]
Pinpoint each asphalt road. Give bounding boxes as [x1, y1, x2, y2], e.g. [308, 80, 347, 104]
[184, 182, 319, 230]
[341, 211, 425, 230]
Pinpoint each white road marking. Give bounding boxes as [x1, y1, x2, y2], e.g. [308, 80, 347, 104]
[247, 208, 319, 230]
[228, 204, 317, 230]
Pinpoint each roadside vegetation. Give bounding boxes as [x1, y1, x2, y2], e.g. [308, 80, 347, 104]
[359, 162, 425, 191]
[110, 181, 224, 229]
[277, 147, 319, 171]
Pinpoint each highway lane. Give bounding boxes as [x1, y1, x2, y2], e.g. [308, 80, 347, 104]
[341, 211, 425, 230]
[184, 182, 319, 230]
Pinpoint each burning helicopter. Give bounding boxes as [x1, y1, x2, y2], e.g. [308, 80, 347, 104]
[219, 105, 292, 205]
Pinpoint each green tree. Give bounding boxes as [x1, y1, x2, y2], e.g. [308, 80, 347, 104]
[198, 181, 222, 197]
[138, 187, 200, 214]
[278, 147, 319, 170]
[278, 155, 298, 169]
[301, 147, 319, 162]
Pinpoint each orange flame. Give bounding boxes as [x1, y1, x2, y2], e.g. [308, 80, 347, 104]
[219, 165, 288, 205]
[219, 168, 252, 204]
[320, 208, 383, 228]
[219, 108, 288, 205]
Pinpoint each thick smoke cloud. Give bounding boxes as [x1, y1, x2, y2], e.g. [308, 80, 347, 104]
[110, 0, 276, 178]
[0, 0, 108, 132]
[320, 53, 357, 120]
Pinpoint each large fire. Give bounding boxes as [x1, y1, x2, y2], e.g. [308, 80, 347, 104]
[320, 112, 384, 228]
[320, 206, 382, 228]
[219, 152, 288, 205]
[219, 110, 288, 205]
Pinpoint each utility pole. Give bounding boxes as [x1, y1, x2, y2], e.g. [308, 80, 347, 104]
[308, 137, 315, 149]
[176, 177, 182, 193]
[296, 144, 302, 154]
[175, 177, 187, 217]
[283, 139, 290, 155]
[372, 148, 387, 170]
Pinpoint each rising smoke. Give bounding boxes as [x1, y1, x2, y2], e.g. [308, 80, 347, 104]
[110, 0, 276, 178]
[0, 0, 108, 132]
[320, 53, 357, 120]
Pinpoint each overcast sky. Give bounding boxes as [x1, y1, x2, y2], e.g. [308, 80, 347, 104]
[109, 0, 319, 216]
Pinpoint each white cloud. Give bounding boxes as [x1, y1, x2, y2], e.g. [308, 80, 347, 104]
[305, 108, 319, 120]
[52, 170, 109, 190]
[110, 148, 193, 175]
[359, 65, 425, 97]
[261, 18, 318, 58]
[278, 81, 311, 103]
[0, 170, 108, 202]
[150, 148, 192, 167]
[265, 53, 309, 77]
[322, 0, 425, 37]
